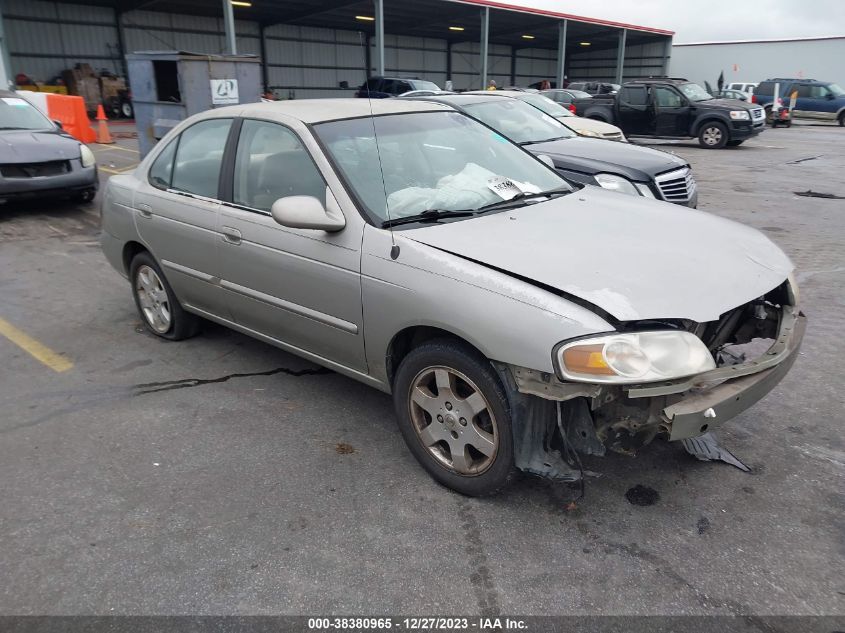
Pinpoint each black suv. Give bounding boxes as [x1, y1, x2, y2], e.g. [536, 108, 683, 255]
[574, 78, 766, 148]
[753, 79, 845, 125]
[355, 76, 441, 98]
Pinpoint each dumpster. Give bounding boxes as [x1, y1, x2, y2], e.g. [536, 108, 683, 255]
[126, 51, 261, 158]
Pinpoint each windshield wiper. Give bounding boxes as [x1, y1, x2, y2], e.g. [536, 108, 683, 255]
[382, 208, 474, 228]
[476, 187, 571, 213]
[521, 136, 572, 146]
[0, 126, 30, 130]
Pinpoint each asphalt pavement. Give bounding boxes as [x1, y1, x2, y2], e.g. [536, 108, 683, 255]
[0, 122, 843, 618]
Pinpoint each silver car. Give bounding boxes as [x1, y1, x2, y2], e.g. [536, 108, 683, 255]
[100, 99, 805, 496]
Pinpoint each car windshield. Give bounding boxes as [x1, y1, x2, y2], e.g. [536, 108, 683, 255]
[0, 96, 53, 130]
[462, 99, 576, 144]
[513, 93, 574, 118]
[412, 80, 441, 91]
[313, 111, 569, 223]
[828, 83, 845, 97]
[679, 83, 713, 102]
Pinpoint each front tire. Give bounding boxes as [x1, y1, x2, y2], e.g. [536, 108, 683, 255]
[698, 121, 729, 148]
[838, 112, 844, 127]
[130, 252, 199, 340]
[392, 340, 515, 496]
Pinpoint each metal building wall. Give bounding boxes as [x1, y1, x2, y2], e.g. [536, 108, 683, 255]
[670, 38, 845, 88]
[3, 0, 120, 82]
[451, 41, 510, 90]
[514, 48, 556, 87]
[567, 37, 670, 82]
[120, 10, 260, 58]
[263, 24, 365, 99]
[377, 34, 448, 90]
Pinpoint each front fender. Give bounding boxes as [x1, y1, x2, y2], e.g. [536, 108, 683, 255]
[361, 226, 612, 388]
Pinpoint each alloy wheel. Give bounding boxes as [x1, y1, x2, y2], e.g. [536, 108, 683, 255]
[135, 265, 172, 333]
[702, 126, 723, 146]
[408, 366, 498, 475]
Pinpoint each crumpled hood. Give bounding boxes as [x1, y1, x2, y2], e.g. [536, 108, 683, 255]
[402, 186, 792, 323]
[527, 136, 685, 181]
[0, 130, 80, 164]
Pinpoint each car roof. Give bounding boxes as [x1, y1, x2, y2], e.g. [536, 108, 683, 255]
[463, 90, 528, 98]
[404, 93, 514, 106]
[228, 98, 453, 124]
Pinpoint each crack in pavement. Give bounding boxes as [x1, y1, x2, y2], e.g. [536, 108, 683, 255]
[1, 366, 333, 434]
[131, 365, 333, 395]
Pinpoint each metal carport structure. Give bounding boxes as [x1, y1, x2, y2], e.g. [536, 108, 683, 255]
[1, 0, 673, 94]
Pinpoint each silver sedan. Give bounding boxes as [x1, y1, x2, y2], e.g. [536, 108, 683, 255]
[100, 99, 805, 496]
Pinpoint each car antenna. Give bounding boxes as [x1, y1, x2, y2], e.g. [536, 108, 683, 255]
[359, 29, 399, 260]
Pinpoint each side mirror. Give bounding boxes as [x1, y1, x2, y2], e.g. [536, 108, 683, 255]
[536, 154, 555, 169]
[53, 119, 64, 130]
[826, 92, 835, 100]
[270, 188, 345, 232]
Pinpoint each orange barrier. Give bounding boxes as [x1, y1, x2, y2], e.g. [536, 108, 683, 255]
[44, 94, 96, 143]
[95, 105, 114, 144]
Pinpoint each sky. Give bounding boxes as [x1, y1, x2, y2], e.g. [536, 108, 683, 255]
[502, 0, 845, 42]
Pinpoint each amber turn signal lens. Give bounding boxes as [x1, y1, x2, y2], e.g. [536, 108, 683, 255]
[561, 344, 615, 376]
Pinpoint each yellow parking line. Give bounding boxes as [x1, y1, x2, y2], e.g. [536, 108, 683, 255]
[0, 317, 74, 373]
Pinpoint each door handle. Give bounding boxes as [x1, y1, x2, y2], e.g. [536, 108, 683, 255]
[221, 226, 242, 245]
[137, 203, 152, 218]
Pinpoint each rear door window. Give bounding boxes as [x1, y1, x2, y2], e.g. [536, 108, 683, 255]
[621, 86, 647, 105]
[170, 118, 232, 199]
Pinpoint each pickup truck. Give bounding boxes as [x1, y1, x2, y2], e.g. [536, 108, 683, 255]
[574, 78, 766, 148]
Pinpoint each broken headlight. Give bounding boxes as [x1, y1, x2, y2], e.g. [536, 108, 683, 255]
[556, 331, 716, 384]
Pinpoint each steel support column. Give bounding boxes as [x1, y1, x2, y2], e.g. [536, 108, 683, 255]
[446, 39, 452, 85]
[0, 1, 11, 89]
[615, 28, 627, 84]
[259, 23, 268, 90]
[222, 0, 237, 54]
[662, 35, 673, 76]
[374, 0, 385, 76]
[480, 6, 489, 88]
[556, 19, 567, 89]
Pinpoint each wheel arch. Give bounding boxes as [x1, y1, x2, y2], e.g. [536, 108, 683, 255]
[691, 115, 728, 137]
[386, 325, 489, 388]
[122, 240, 150, 275]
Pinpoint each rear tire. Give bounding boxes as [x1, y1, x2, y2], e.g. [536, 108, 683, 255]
[764, 106, 773, 124]
[129, 252, 200, 341]
[392, 339, 515, 497]
[698, 121, 729, 149]
[121, 101, 133, 119]
[838, 112, 844, 127]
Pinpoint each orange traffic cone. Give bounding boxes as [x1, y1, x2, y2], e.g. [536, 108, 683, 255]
[95, 105, 113, 144]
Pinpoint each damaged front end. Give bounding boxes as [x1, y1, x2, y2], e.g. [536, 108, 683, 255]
[496, 281, 806, 481]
